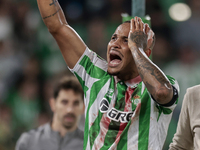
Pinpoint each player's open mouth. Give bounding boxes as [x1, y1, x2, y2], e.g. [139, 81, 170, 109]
[109, 50, 122, 67]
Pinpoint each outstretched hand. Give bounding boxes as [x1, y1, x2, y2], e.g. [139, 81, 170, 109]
[128, 16, 154, 52]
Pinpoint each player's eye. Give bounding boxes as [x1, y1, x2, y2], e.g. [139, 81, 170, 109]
[111, 36, 117, 40]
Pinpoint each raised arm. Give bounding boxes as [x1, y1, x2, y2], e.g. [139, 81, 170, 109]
[37, 0, 86, 68]
[128, 17, 173, 105]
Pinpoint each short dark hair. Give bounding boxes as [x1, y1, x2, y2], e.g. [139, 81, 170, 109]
[53, 76, 84, 100]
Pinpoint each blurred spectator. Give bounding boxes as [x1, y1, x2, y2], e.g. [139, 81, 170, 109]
[6, 77, 42, 141]
[107, 0, 131, 23]
[147, 1, 172, 39]
[0, 0, 17, 101]
[164, 45, 200, 117]
[11, 0, 40, 56]
[86, 17, 108, 59]
[152, 34, 176, 68]
[4, 55, 46, 142]
[0, 104, 13, 149]
[169, 84, 200, 149]
[0, 0, 13, 40]
[0, 39, 22, 101]
[16, 76, 84, 150]
[36, 23, 69, 78]
[163, 45, 200, 149]
[173, 0, 200, 53]
[41, 70, 73, 114]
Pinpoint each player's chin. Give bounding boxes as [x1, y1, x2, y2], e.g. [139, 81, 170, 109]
[107, 68, 120, 76]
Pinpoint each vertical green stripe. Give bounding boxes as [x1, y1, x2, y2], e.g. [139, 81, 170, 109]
[86, 77, 111, 149]
[89, 111, 103, 149]
[83, 79, 105, 150]
[117, 83, 142, 150]
[138, 88, 151, 150]
[74, 73, 89, 150]
[116, 122, 132, 150]
[100, 128, 119, 150]
[79, 55, 107, 79]
[89, 77, 115, 149]
[76, 54, 108, 150]
[74, 73, 89, 97]
[76, 51, 115, 149]
[100, 82, 127, 150]
[83, 113, 89, 150]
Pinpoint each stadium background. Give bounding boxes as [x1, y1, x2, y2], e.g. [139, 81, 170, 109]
[0, 0, 200, 149]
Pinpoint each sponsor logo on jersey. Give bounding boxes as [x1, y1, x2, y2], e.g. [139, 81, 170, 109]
[99, 98, 109, 113]
[100, 98, 134, 123]
[107, 108, 133, 123]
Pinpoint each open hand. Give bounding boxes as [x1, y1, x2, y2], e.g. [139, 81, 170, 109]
[128, 16, 154, 52]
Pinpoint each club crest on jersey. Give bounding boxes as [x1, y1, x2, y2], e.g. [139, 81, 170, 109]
[132, 95, 141, 105]
[100, 98, 133, 123]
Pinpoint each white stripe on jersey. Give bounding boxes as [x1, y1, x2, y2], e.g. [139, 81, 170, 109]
[88, 79, 111, 129]
[148, 97, 160, 149]
[141, 82, 145, 94]
[148, 81, 179, 149]
[86, 48, 108, 72]
[127, 116, 140, 150]
[86, 136, 90, 150]
[92, 79, 116, 150]
[73, 63, 99, 112]
[92, 113, 109, 150]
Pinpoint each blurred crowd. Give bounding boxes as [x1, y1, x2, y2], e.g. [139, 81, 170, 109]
[0, 0, 200, 149]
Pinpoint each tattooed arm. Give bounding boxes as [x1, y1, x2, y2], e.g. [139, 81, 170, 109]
[128, 17, 173, 105]
[37, 0, 86, 68]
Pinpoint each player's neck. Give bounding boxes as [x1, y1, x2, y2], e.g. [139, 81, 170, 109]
[117, 72, 139, 81]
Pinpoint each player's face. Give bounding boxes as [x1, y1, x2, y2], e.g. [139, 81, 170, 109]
[107, 23, 137, 80]
[53, 89, 83, 129]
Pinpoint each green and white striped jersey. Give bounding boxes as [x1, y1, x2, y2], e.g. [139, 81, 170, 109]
[70, 48, 179, 150]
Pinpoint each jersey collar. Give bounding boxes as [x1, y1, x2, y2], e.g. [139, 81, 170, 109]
[114, 75, 142, 89]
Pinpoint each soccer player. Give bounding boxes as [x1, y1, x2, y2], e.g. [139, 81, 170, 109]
[37, 0, 179, 149]
[169, 85, 200, 150]
[16, 76, 84, 150]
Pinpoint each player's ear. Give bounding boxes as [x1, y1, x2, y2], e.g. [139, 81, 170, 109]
[49, 98, 56, 112]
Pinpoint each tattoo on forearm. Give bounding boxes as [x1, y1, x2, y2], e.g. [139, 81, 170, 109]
[135, 51, 168, 86]
[130, 31, 147, 49]
[152, 69, 168, 84]
[144, 81, 155, 93]
[49, 0, 57, 6]
[43, 8, 61, 20]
